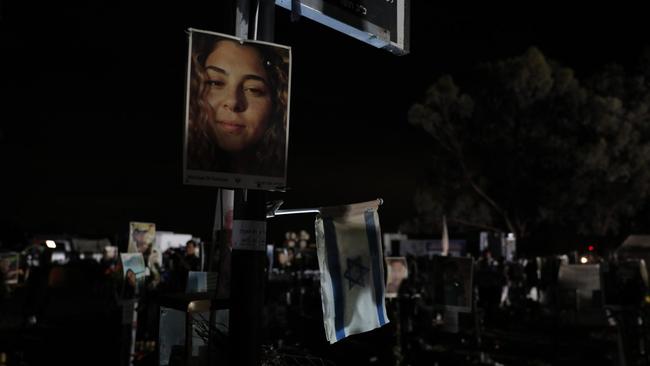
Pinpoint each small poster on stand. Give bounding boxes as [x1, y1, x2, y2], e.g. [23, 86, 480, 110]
[120, 252, 146, 296]
[128, 222, 156, 255]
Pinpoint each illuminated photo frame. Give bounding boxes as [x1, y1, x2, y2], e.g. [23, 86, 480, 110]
[183, 29, 292, 191]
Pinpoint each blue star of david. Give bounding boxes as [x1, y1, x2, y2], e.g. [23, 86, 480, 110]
[343, 256, 369, 289]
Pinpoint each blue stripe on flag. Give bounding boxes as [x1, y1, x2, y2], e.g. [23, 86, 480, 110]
[323, 217, 346, 341]
[364, 210, 387, 326]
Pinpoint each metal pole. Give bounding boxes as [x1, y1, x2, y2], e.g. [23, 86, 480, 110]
[229, 4, 275, 364]
[229, 189, 267, 366]
[255, 0, 275, 41]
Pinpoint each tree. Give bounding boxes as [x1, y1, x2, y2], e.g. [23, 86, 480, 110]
[404, 47, 650, 249]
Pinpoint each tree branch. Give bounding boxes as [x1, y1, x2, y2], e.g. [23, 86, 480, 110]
[447, 217, 503, 232]
[456, 155, 517, 235]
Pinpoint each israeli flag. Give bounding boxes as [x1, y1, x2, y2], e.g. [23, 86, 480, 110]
[315, 200, 389, 343]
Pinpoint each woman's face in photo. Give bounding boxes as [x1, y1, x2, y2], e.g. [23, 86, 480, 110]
[391, 261, 407, 278]
[203, 40, 273, 153]
[127, 270, 136, 286]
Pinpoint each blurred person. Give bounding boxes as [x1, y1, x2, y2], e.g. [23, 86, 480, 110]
[277, 248, 295, 269]
[100, 246, 119, 276]
[171, 240, 201, 292]
[298, 229, 310, 242]
[284, 231, 297, 248]
[182, 240, 201, 272]
[0, 258, 8, 299]
[123, 268, 137, 298]
[146, 248, 162, 290]
[23, 245, 54, 323]
[476, 250, 506, 324]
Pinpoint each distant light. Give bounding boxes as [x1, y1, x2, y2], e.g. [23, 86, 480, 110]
[580, 256, 588, 264]
[51, 252, 67, 264]
[45, 240, 57, 249]
[588, 245, 595, 252]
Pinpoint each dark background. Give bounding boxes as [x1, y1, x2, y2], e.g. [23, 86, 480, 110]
[1, 1, 649, 247]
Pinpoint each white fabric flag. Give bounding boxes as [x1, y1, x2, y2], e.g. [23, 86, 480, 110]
[315, 199, 389, 343]
[441, 215, 449, 256]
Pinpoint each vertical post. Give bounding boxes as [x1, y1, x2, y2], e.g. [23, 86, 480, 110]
[236, 0, 275, 41]
[129, 300, 138, 366]
[229, 3, 275, 365]
[229, 189, 267, 366]
[185, 310, 194, 366]
[255, 0, 275, 41]
[235, 0, 251, 39]
[209, 189, 233, 365]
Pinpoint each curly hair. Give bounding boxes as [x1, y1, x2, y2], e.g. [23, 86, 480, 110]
[187, 33, 289, 177]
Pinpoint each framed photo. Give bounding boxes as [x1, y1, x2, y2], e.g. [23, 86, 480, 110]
[183, 29, 292, 191]
[0, 252, 20, 285]
[128, 222, 156, 254]
[385, 256, 408, 298]
[120, 252, 146, 296]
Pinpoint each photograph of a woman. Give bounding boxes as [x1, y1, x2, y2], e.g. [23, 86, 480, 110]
[385, 257, 408, 298]
[127, 221, 156, 255]
[120, 252, 146, 297]
[184, 29, 291, 190]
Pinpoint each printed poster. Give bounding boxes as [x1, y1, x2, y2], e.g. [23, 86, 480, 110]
[183, 28, 292, 191]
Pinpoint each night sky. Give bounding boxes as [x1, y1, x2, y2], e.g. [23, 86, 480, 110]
[1, 2, 649, 247]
